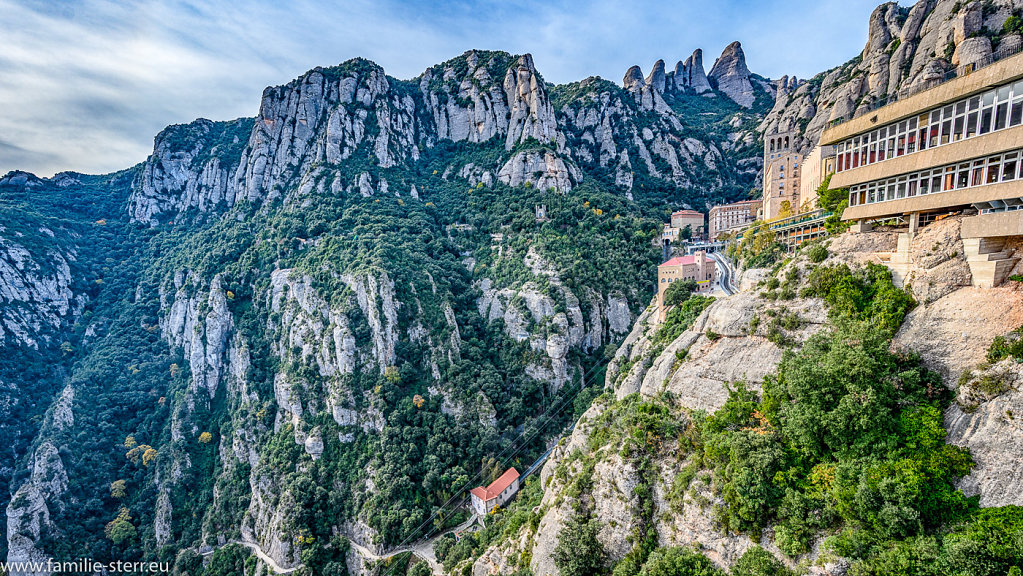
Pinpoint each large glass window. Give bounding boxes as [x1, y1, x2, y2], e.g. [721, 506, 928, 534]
[1003, 153, 1017, 181]
[836, 82, 1023, 172]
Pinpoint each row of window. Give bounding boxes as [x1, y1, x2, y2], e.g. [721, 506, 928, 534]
[980, 204, 1023, 214]
[836, 79, 1023, 172]
[848, 149, 1022, 206]
[661, 273, 713, 283]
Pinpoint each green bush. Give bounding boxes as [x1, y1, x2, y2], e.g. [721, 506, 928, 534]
[554, 517, 608, 576]
[987, 327, 1023, 363]
[637, 547, 723, 576]
[731, 546, 793, 576]
[663, 279, 698, 307]
[806, 243, 828, 263]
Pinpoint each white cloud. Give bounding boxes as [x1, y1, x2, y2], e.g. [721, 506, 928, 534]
[0, 0, 887, 176]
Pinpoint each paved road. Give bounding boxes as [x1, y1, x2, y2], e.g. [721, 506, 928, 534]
[200, 538, 302, 574]
[348, 512, 479, 574]
[709, 252, 736, 295]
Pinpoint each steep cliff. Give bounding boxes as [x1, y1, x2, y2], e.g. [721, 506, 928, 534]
[466, 222, 1023, 576]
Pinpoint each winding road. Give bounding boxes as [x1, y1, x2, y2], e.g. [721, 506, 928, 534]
[709, 251, 737, 295]
[348, 512, 480, 574]
[199, 537, 302, 574]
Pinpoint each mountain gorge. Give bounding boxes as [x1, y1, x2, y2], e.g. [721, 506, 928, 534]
[3, 0, 1023, 575]
[2, 39, 777, 576]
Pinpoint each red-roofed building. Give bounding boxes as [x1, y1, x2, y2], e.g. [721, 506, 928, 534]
[469, 468, 521, 515]
[656, 251, 716, 320]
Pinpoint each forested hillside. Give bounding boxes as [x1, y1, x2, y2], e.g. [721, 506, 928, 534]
[2, 43, 775, 576]
[6, 0, 1023, 574]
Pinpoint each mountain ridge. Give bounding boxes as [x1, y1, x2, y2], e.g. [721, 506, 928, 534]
[4, 1, 1023, 575]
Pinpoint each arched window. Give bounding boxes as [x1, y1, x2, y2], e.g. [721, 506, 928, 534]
[784, 136, 790, 149]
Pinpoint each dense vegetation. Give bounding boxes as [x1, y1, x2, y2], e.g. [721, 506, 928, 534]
[541, 259, 1023, 576]
[0, 98, 675, 573]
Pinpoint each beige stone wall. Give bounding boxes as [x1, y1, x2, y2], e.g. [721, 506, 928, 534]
[799, 145, 836, 209]
[961, 210, 1023, 238]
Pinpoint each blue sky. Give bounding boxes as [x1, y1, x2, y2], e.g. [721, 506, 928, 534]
[1, 0, 890, 177]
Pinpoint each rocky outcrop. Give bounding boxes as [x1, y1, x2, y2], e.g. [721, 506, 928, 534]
[267, 270, 393, 435]
[422, 51, 561, 152]
[497, 150, 581, 193]
[476, 247, 634, 392]
[709, 41, 756, 108]
[160, 273, 235, 399]
[674, 49, 713, 93]
[0, 232, 79, 348]
[524, 399, 796, 576]
[645, 60, 668, 93]
[128, 119, 250, 224]
[6, 442, 69, 576]
[503, 54, 560, 150]
[947, 360, 1023, 507]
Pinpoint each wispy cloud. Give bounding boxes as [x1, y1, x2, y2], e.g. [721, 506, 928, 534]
[0, 0, 887, 177]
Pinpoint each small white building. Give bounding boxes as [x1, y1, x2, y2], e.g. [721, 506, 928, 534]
[469, 468, 520, 516]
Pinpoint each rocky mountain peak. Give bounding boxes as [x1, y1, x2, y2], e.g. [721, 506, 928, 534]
[645, 59, 667, 92]
[709, 40, 756, 108]
[674, 49, 712, 93]
[502, 53, 560, 150]
[623, 65, 645, 91]
[863, 2, 904, 57]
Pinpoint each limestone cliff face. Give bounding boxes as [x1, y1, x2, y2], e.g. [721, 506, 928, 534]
[675, 49, 713, 93]
[129, 51, 580, 226]
[129, 45, 772, 227]
[762, 0, 1023, 152]
[0, 225, 81, 348]
[476, 247, 634, 393]
[5, 394, 74, 576]
[497, 150, 582, 193]
[709, 41, 757, 108]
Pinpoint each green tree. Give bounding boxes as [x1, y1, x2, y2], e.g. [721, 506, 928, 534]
[731, 546, 793, 576]
[638, 547, 723, 576]
[554, 517, 608, 576]
[663, 279, 698, 307]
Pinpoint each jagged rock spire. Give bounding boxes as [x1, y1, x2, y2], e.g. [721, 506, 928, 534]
[645, 59, 667, 93]
[674, 49, 712, 93]
[623, 65, 645, 91]
[709, 41, 755, 108]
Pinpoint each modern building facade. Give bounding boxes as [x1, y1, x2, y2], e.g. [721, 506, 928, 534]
[656, 251, 716, 319]
[763, 130, 802, 220]
[822, 49, 1023, 287]
[708, 199, 760, 239]
[470, 468, 520, 516]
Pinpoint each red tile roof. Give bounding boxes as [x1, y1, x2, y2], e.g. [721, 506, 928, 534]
[470, 468, 520, 502]
[659, 254, 712, 267]
[671, 210, 702, 216]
